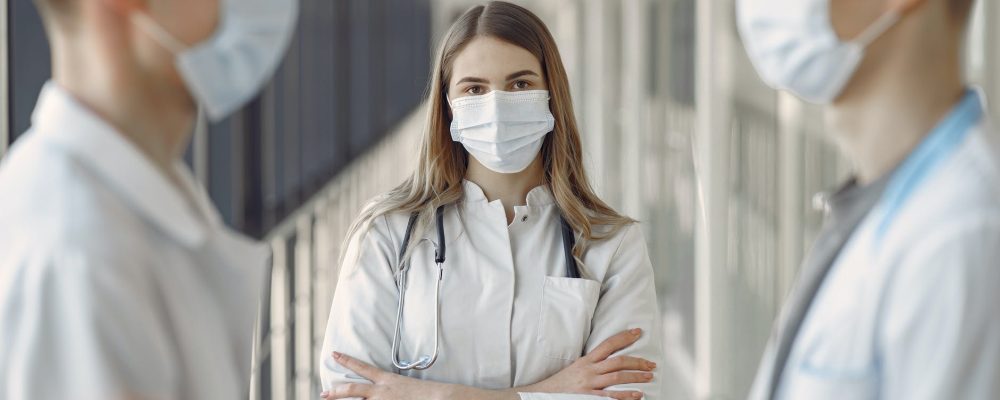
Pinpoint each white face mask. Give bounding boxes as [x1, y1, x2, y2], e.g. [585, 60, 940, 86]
[737, 0, 901, 104]
[131, 0, 298, 121]
[449, 90, 555, 174]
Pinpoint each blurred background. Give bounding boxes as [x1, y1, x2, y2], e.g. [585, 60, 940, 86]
[1, 0, 998, 399]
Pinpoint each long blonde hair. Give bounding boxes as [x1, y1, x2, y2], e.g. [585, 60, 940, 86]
[345, 1, 634, 264]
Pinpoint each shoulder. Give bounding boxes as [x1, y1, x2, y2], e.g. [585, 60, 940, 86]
[933, 126, 1000, 208]
[0, 131, 151, 272]
[338, 205, 411, 274]
[593, 221, 646, 256]
[886, 128, 1000, 247]
[583, 222, 651, 279]
[937, 126, 1000, 203]
[893, 213, 1000, 277]
[880, 128, 1000, 289]
[354, 198, 466, 252]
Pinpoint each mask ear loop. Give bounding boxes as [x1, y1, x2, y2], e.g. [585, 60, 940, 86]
[852, 10, 903, 47]
[130, 11, 188, 55]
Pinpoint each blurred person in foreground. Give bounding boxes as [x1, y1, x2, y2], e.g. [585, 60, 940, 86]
[737, 0, 1000, 398]
[0, 0, 296, 398]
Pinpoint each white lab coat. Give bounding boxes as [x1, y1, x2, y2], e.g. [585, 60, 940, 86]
[0, 83, 270, 399]
[749, 119, 1000, 399]
[320, 181, 664, 399]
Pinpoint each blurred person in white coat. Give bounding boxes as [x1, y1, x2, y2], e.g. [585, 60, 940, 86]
[737, 0, 1000, 398]
[319, 2, 664, 400]
[0, 0, 296, 398]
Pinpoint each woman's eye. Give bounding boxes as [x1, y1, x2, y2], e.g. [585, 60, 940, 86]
[513, 80, 531, 90]
[465, 86, 483, 95]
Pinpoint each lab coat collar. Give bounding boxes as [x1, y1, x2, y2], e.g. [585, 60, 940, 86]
[461, 179, 555, 207]
[31, 81, 213, 248]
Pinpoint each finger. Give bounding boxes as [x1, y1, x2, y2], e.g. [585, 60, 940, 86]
[591, 389, 644, 400]
[595, 371, 654, 388]
[333, 351, 384, 381]
[595, 356, 657, 374]
[326, 383, 373, 399]
[585, 328, 642, 362]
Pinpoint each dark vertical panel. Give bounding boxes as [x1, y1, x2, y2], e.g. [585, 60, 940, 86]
[299, 0, 335, 193]
[647, 1, 660, 97]
[9, 0, 48, 141]
[209, 118, 235, 224]
[237, 0, 432, 236]
[240, 101, 265, 237]
[280, 19, 303, 214]
[669, 0, 696, 106]
[264, 75, 285, 229]
[281, 236, 296, 400]
[331, 0, 351, 173]
[369, 0, 387, 134]
[229, 0, 431, 235]
[384, 0, 406, 126]
[183, 138, 195, 169]
[347, 0, 372, 157]
[404, 0, 432, 117]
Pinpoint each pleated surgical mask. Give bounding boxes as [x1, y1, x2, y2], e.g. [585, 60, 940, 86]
[737, 0, 902, 104]
[131, 0, 298, 121]
[449, 90, 555, 174]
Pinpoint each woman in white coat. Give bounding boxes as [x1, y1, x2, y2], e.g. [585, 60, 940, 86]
[319, 2, 664, 399]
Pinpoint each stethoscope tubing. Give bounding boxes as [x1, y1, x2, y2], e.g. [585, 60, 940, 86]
[391, 203, 580, 371]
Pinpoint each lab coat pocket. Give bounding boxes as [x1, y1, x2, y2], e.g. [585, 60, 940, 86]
[780, 363, 878, 400]
[537, 276, 601, 361]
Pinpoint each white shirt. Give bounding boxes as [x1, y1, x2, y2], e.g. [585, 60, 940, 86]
[749, 115, 1000, 398]
[320, 181, 664, 399]
[0, 83, 270, 399]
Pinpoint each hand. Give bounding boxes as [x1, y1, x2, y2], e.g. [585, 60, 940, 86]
[321, 352, 451, 400]
[520, 328, 656, 400]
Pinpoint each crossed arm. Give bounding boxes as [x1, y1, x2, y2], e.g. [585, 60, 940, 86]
[321, 328, 656, 400]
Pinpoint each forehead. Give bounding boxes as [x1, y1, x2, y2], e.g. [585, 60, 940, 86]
[450, 36, 543, 83]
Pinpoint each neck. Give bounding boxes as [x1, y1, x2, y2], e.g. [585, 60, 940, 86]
[826, 17, 966, 185]
[466, 155, 546, 223]
[49, 20, 196, 177]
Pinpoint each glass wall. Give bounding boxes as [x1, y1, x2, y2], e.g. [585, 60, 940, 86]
[206, 0, 433, 237]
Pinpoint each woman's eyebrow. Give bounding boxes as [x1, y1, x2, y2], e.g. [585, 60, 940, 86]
[506, 70, 540, 81]
[456, 77, 490, 85]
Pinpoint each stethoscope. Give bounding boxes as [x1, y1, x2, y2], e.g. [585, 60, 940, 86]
[391, 204, 581, 371]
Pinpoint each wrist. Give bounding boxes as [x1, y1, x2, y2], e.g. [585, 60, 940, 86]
[494, 388, 524, 400]
[515, 381, 550, 394]
[439, 383, 521, 400]
[512, 384, 536, 394]
[434, 383, 458, 400]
